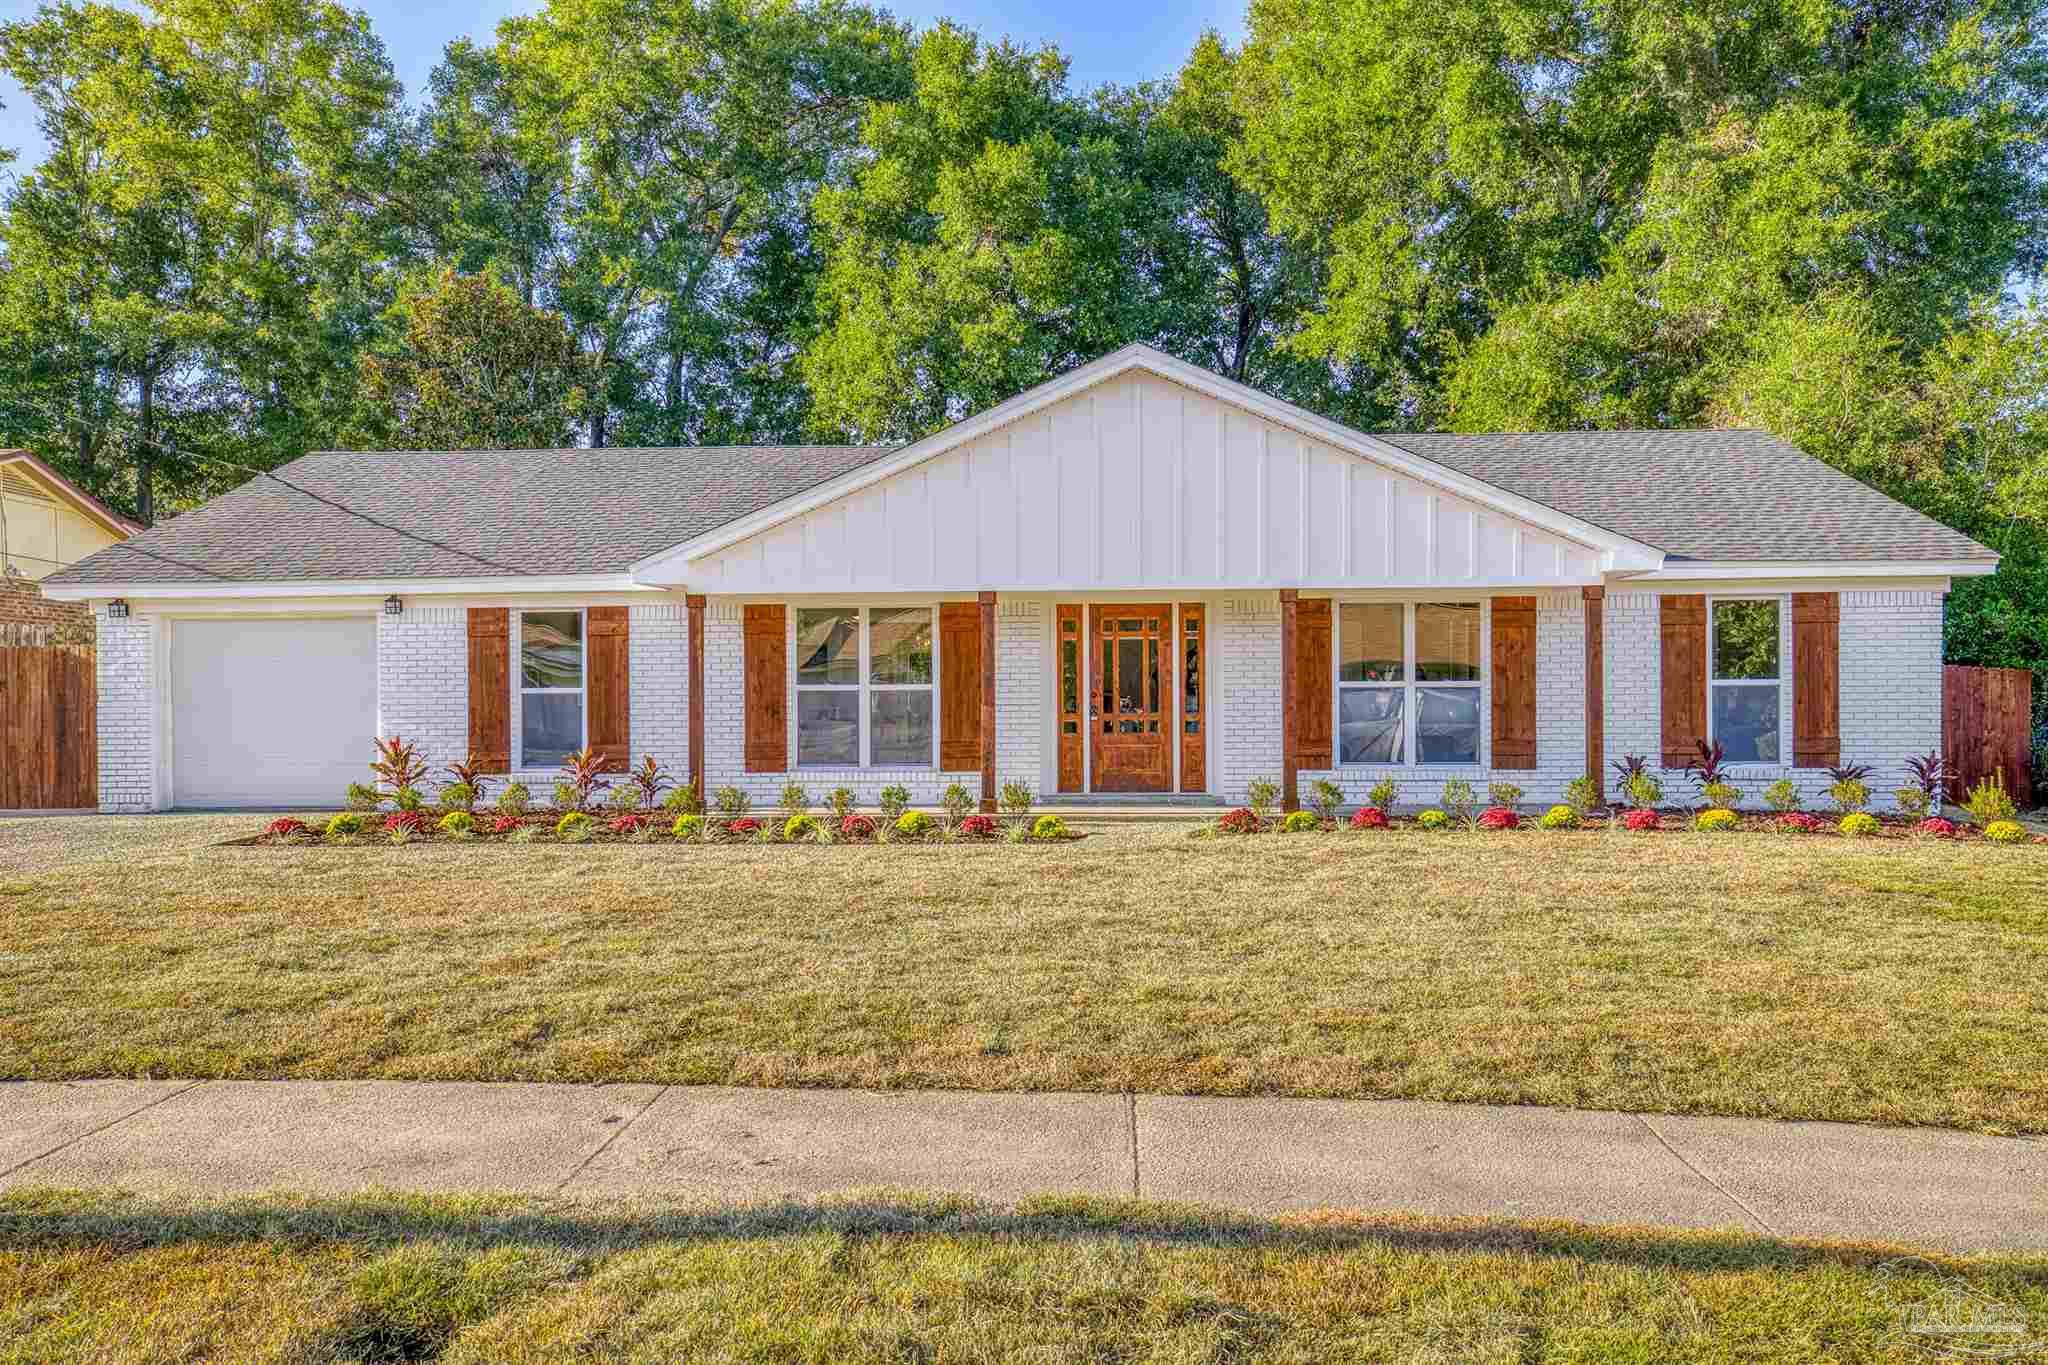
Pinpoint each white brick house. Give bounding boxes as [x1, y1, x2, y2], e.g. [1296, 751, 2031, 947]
[44, 345, 1996, 814]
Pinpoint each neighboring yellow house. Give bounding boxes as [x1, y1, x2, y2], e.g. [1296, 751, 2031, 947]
[1, 449, 140, 632]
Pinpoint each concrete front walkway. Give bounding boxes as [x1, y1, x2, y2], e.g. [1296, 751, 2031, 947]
[3, 1081, 2041, 1253]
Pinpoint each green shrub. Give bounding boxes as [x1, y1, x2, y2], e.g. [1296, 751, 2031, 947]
[1624, 772, 1663, 810]
[1829, 779, 1870, 816]
[999, 780, 1034, 826]
[1694, 808, 1738, 832]
[1839, 811, 1880, 837]
[670, 813, 703, 840]
[1699, 781, 1741, 811]
[324, 812, 364, 840]
[1562, 776, 1599, 816]
[1893, 787, 1931, 821]
[1006, 821, 1033, 843]
[393, 785, 425, 813]
[755, 822, 779, 843]
[1415, 809, 1449, 830]
[829, 787, 856, 820]
[941, 782, 975, 827]
[784, 814, 817, 841]
[878, 785, 911, 822]
[606, 784, 642, 814]
[778, 783, 809, 821]
[345, 781, 382, 812]
[1367, 776, 1396, 814]
[1984, 819, 2027, 844]
[1965, 773, 2017, 827]
[662, 785, 703, 817]
[437, 782, 476, 814]
[1440, 778, 1476, 825]
[1486, 782, 1523, 810]
[1281, 810, 1319, 833]
[1245, 779, 1280, 824]
[495, 781, 531, 816]
[895, 810, 935, 838]
[555, 811, 594, 840]
[1306, 780, 1343, 823]
[437, 811, 475, 836]
[551, 780, 581, 812]
[713, 786, 751, 821]
[1538, 805, 1578, 830]
[387, 824, 415, 845]
[1764, 778, 1801, 813]
[1032, 813, 1068, 840]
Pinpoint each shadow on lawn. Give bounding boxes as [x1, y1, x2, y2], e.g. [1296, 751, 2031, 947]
[4, 1187, 2041, 1281]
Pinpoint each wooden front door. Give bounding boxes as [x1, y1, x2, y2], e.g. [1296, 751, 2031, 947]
[1090, 605, 1172, 792]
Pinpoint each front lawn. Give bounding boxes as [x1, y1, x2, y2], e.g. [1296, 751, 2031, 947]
[2, 816, 2045, 1132]
[3, 1189, 2043, 1362]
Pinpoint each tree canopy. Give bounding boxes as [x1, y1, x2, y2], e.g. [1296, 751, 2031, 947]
[0, 0, 2041, 719]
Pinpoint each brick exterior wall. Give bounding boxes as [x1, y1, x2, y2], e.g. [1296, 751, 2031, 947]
[94, 606, 157, 812]
[376, 607, 467, 794]
[84, 586, 1953, 813]
[0, 576, 93, 644]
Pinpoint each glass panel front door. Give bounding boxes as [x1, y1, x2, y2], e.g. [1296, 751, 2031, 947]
[1090, 606, 1172, 792]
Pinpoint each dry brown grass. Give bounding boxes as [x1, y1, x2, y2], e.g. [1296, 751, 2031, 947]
[2, 815, 2045, 1131]
[3, 1188, 2044, 1363]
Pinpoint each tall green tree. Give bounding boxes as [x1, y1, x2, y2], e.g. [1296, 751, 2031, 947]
[353, 267, 602, 450]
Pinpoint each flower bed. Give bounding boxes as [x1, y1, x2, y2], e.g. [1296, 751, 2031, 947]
[1196, 806, 2038, 842]
[240, 806, 1084, 847]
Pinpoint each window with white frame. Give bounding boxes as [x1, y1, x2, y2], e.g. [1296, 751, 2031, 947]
[1709, 597, 1780, 763]
[519, 610, 584, 768]
[1337, 601, 1483, 765]
[794, 605, 935, 767]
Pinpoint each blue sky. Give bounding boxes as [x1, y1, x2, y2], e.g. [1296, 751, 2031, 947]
[0, 0, 1248, 166]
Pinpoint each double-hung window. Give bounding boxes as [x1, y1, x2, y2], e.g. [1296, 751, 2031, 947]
[1337, 601, 1483, 765]
[794, 606, 935, 767]
[1709, 597, 1781, 762]
[519, 609, 585, 768]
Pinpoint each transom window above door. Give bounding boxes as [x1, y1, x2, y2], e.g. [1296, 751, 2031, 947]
[1336, 602, 1483, 766]
[794, 606, 935, 768]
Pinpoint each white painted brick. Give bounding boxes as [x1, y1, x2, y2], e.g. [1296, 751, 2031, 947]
[93, 608, 157, 812]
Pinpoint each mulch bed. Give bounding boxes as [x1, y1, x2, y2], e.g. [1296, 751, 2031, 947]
[1209, 810, 2039, 842]
[230, 810, 1086, 847]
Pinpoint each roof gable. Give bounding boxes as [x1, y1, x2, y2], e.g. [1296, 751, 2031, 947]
[1, 450, 142, 539]
[640, 345, 1662, 591]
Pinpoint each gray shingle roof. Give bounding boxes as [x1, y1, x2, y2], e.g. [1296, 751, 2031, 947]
[46, 444, 893, 585]
[48, 425, 1994, 588]
[1377, 428, 1995, 563]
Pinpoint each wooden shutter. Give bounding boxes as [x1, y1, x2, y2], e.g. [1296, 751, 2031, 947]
[1292, 597, 1333, 769]
[587, 605, 630, 772]
[939, 600, 982, 771]
[466, 607, 510, 772]
[1490, 595, 1537, 769]
[1659, 594, 1707, 769]
[1792, 592, 1840, 768]
[743, 604, 786, 773]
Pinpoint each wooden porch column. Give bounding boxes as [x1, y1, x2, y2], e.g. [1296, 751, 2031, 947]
[979, 591, 997, 812]
[1279, 588, 1298, 814]
[686, 593, 706, 800]
[1583, 586, 1604, 803]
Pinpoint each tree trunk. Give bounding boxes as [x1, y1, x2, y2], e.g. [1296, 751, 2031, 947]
[136, 366, 156, 527]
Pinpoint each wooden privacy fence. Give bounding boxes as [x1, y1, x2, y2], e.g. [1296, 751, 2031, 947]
[0, 627, 96, 809]
[1942, 665, 2033, 806]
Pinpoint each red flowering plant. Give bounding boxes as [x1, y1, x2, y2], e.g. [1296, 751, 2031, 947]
[384, 810, 429, 835]
[838, 814, 876, 840]
[1477, 807, 1519, 830]
[1349, 806, 1388, 830]
[727, 816, 762, 836]
[957, 814, 997, 838]
[1622, 808, 1660, 832]
[1778, 812, 1824, 833]
[488, 815, 522, 835]
[265, 817, 310, 839]
[1914, 817, 1958, 838]
[608, 814, 656, 835]
[1217, 807, 1261, 834]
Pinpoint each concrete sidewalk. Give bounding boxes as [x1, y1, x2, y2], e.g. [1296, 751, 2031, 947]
[3, 1080, 2041, 1253]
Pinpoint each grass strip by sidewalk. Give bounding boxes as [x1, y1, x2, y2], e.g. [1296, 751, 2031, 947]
[3, 1187, 2045, 1363]
[3, 815, 2046, 1132]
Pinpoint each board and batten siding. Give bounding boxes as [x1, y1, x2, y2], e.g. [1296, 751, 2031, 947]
[688, 372, 1605, 594]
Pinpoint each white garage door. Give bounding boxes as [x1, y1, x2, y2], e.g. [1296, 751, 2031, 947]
[169, 616, 378, 808]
